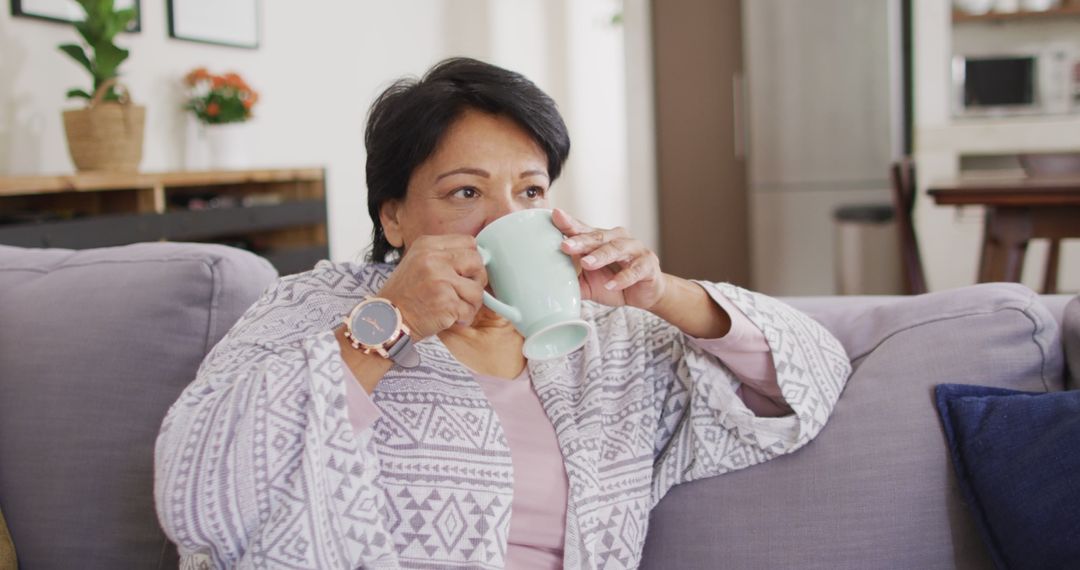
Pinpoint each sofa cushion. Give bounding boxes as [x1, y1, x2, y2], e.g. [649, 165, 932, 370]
[0, 243, 276, 570]
[935, 383, 1080, 570]
[641, 283, 1064, 570]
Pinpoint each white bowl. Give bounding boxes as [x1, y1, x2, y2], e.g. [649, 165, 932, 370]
[954, 0, 996, 14]
[995, 0, 1020, 13]
[1019, 152, 1080, 177]
[1020, 0, 1059, 11]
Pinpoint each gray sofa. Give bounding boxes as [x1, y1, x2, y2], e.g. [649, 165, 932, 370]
[0, 242, 1076, 569]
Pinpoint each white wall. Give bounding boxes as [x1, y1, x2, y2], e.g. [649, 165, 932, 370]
[621, 0, 660, 257]
[0, 1, 455, 262]
[443, 0, 655, 252]
[912, 0, 1080, 292]
[0, 0, 656, 261]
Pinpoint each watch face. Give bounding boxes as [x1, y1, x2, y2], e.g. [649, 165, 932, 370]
[351, 301, 399, 346]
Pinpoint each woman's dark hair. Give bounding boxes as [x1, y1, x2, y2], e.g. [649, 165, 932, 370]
[365, 57, 571, 262]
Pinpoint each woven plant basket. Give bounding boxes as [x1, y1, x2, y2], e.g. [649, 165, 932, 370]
[62, 79, 145, 172]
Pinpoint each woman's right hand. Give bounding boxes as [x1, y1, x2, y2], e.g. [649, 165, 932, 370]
[376, 235, 488, 340]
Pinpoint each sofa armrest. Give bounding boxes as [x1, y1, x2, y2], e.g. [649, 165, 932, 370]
[642, 283, 1065, 569]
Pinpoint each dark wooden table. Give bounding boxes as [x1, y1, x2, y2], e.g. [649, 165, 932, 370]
[928, 176, 1080, 291]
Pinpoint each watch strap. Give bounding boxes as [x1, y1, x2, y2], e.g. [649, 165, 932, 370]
[386, 332, 420, 368]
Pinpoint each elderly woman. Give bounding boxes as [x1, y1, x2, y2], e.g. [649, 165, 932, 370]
[155, 58, 851, 570]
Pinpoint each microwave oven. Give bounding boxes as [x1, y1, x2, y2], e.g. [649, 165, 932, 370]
[952, 47, 1074, 118]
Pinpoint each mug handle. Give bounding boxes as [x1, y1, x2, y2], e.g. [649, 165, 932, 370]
[477, 245, 523, 324]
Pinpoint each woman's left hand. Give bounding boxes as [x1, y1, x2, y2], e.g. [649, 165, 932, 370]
[553, 208, 668, 310]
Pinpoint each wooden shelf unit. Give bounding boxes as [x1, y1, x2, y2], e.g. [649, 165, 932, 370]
[0, 168, 329, 275]
[953, 3, 1080, 23]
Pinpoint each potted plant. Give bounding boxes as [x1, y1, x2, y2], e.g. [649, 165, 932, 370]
[59, 0, 144, 172]
[183, 68, 260, 170]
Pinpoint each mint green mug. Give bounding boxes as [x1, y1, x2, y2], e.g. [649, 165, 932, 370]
[476, 209, 592, 360]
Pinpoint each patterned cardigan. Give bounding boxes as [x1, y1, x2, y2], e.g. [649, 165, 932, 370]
[154, 261, 851, 569]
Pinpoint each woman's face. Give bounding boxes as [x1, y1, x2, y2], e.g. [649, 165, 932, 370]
[380, 108, 551, 252]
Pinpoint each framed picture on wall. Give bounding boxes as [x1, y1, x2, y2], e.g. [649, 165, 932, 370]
[167, 0, 259, 49]
[11, 0, 141, 31]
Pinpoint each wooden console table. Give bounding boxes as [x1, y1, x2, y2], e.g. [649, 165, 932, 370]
[0, 168, 328, 275]
[928, 176, 1080, 292]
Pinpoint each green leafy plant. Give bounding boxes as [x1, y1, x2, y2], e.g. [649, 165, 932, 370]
[58, 0, 136, 103]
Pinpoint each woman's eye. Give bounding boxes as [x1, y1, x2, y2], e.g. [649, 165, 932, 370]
[525, 186, 546, 199]
[452, 187, 478, 199]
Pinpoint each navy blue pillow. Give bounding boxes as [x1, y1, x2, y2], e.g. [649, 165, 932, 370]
[935, 384, 1080, 570]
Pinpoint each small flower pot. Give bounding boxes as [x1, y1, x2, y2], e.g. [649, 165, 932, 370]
[185, 118, 251, 170]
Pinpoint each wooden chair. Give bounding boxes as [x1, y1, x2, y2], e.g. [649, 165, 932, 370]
[890, 159, 927, 295]
[1043, 237, 1062, 294]
[893, 159, 1063, 294]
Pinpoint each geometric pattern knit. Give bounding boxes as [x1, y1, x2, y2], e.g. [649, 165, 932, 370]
[155, 260, 851, 569]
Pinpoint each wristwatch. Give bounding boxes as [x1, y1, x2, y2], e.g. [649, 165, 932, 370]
[343, 297, 420, 368]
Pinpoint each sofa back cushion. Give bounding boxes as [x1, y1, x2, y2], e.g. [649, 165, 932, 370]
[641, 283, 1064, 569]
[0, 243, 276, 570]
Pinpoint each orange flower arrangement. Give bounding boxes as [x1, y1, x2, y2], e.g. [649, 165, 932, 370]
[184, 68, 259, 124]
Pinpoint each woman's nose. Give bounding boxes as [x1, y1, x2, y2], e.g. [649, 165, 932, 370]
[485, 196, 523, 224]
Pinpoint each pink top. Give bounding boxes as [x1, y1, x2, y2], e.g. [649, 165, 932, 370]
[473, 370, 568, 569]
[342, 293, 783, 569]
